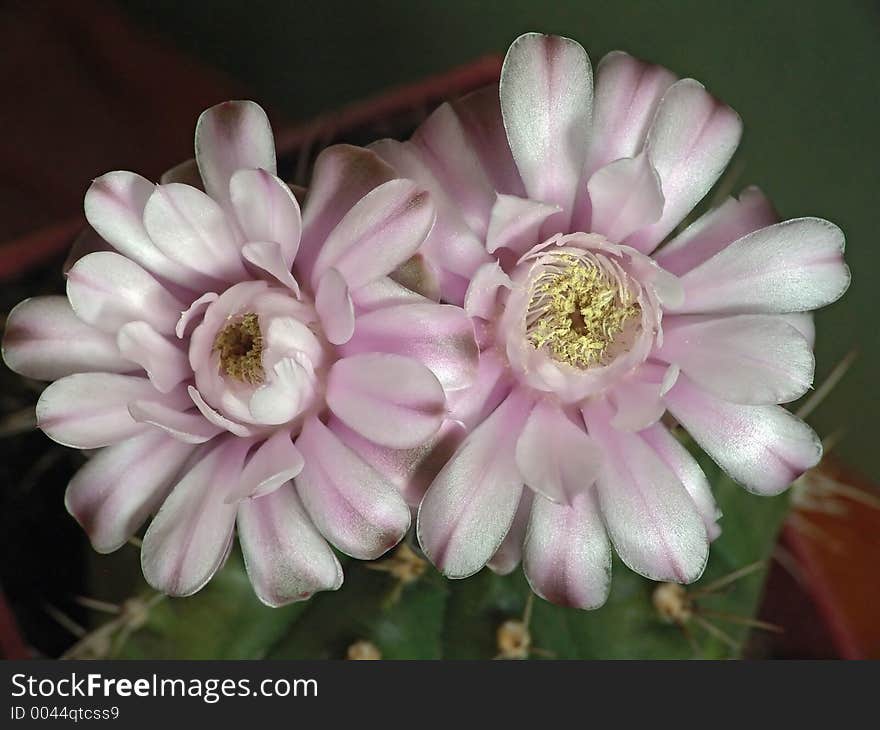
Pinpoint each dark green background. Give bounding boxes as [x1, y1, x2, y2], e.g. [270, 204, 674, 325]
[118, 0, 879, 480]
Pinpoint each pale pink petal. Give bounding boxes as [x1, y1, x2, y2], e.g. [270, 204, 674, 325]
[311, 179, 435, 289]
[326, 353, 445, 449]
[487, 489, 533, 576]
[247, 357, 311, 426]
[231, 429, 304, 502]
[2, 296, 131, 380]
[388, 253, 442, 302]
[298, 144, 396, 278]
[417, 388, 534, 578]
[587, 154, 664, 242]
[515, 398, 601, 503]
[330, 417, 464, 510]
[626, 79, 742, 253]
[66, 252, 185, 336]
[62, 226, 112, 275]
[463, 261, 512, 321]
[371, 139, 490, 282]
[348, 275, 426, 312]
[314, 268, 354, 345]
[141, 438, 250, 596]
[36, 374, 188, 449]
[117, 321, 190, 393]
[652, 186, 778, 275]
[673, 218, 850, 314]
[83, 171, 198, 289]
[781, 312, 816, 348]
[607, 363, 678, 432]
[449, 84, 525, 198]
[176, 293, 218, 339]
[230, 168, 301, 264]
[583, 51, 677, 178]
[160, 158, 202, 187]
[640, 424, 721, 541]
[500, 33, 592, 224]
[486, 194, 560, 256]
[128, 400, 222, 444]
[446, 348, 514, 430]
[187, 386, 257, 438]
[195, 100, 276, 211]
[411, 100, 498, 238]
[656, 314, 814, 404]
[664, 375, 822, 496]
[295, 416, 411, 559]
[242, 241, 300, 295]
[340, 302, 478, 391]
[237, 484, 342, 607]
[523, 489, 612, 609]
[143, 183, 247, 282]
[65, 430, 195, 553]
[583, 401, 709, 583]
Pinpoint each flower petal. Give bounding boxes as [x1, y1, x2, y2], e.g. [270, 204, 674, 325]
[673, 218, 850, 314]
[143, 183, 247, 282]
[295, 416, 411, 559]
[326, 353, 445, 449]
[195, 100, 276, 211]
[83, 171, 197, 289]
[128, 400, 222, 444]
[583, 400, 709, 583]
[141, 438, 249, 596]
[160, 158, 202, 187]
[242, 241, 300, 295]
[371, 138, 490, 283]
[2, 296, 131, 380]
[626, 79, 742, 254]
[500, 33, 592, 223]
[486, 193, 560, 256]
[37, 374, 188, 449]
[640, 424, 721, 541]
[231, 429, 304, 502]
[656, 314, 814, 404]
[237, 484, 343, 607]
[463, 261, 512, 321]
[652, 186, 778, 276]
[587, 154, 665, 242]
[523, 489, 612, 609]
[67, 252, 185, 335]
[515, 398, 601, 503]
[247, 357, 311, 426]
[417, 388, 534, 579]
[117, 321, 190, 393]
[487, 489, 533, 576]
[664, 374, 822, 495]
[230, 168, 301, 265]
[583, 51, 677, 179]
[65, 430, 195, 553]
[298, 144, 396, 278]
[311, 179, 435, 289]
[314, 268, 354, 345]
[340, 302, 478, 391]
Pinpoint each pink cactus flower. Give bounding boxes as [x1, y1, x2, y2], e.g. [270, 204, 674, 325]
[2, 101, 479, 606]
[373, 33, 851, 608]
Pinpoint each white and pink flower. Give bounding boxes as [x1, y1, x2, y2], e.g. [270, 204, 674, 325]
[2, 101, 479, 606]
[373, 33, 850, 608]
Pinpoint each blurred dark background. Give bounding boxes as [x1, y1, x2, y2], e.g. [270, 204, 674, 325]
[0, 0, 877, 658]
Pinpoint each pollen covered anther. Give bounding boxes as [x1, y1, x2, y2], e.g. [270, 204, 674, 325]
[525, 252, 641, 368]
[213, 312, 264, 384]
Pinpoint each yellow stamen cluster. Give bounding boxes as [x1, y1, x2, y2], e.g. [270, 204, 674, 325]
[213, 312, 264, 384]
[526, 254, 640, 368]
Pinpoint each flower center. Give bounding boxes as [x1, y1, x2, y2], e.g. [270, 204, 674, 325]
[525, 252, 640, 369]
[213, 312, 264, 384]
